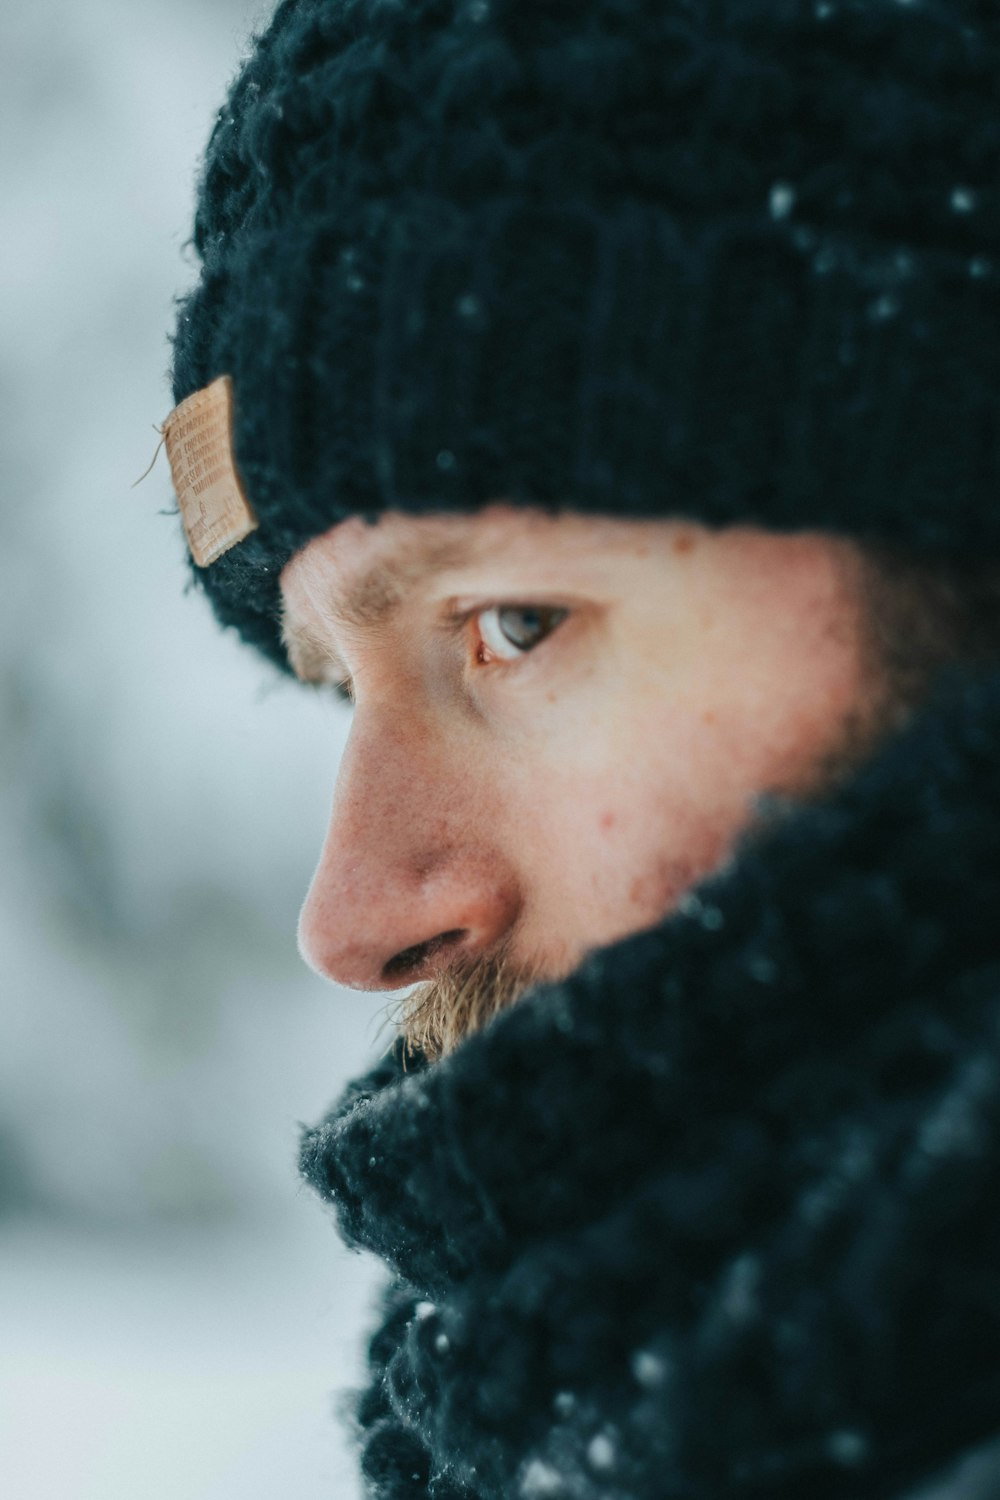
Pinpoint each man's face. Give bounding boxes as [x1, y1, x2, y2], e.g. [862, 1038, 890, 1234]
[279, 505, 897, 1011]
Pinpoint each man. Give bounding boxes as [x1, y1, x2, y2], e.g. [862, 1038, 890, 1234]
[165, 1, 1000, 1496]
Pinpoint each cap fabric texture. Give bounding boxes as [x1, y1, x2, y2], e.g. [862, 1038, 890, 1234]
[169, 0, 1000, 675]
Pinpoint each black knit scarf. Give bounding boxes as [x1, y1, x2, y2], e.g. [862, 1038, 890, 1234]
[300, 662, 1000, 1500]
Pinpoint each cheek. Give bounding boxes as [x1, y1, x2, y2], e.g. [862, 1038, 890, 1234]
[525, 753, 736, 938]
[592, 803, 733, 921]
[501, 688, 753, 947]
[624, 853, 705, 916]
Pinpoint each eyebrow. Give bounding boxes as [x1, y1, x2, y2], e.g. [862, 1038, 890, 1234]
[281, 533, 477, 684]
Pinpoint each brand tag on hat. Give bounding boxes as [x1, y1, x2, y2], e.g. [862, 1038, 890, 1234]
[163, 374, 258, 567]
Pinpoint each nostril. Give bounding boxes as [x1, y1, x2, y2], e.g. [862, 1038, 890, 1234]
[383, 929, 468, 983]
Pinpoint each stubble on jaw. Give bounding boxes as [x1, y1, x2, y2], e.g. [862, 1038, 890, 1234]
[829, 539, 989, 779]
[769, 538, 978, 805]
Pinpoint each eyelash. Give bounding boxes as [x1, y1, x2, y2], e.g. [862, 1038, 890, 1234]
[455, 602, 570, 668]
[325, 603, 569, 705]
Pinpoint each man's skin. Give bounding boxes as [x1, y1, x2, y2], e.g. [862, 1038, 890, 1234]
[280, 505, 909, 1005]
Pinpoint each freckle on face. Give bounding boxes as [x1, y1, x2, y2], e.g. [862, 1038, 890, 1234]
[627, 857, 698, 914]
[599, 811, 616, 831]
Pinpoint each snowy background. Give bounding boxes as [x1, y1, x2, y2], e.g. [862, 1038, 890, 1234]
[0, 3, 387, 1495]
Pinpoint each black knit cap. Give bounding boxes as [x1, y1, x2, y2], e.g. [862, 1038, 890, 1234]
[168, 0, 999, 677]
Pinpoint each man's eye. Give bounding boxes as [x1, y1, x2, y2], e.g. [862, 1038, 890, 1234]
[476, 605, 569, 663]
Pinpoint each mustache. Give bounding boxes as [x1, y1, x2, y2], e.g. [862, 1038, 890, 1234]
[381, 941, 545, 1065]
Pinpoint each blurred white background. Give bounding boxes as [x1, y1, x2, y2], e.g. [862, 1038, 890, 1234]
[0, 2, 388, 1495]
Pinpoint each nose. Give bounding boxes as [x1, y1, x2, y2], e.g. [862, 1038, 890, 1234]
[298, 712, 522, 991]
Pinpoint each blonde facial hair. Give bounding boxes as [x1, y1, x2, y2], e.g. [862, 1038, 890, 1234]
[383, 944, 545, 1065]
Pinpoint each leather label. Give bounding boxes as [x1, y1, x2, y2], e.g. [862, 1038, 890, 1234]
[163, 375, 258, 567]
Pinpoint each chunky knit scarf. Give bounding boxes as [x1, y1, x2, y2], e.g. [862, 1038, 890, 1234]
[300, 661, 1000, 1500]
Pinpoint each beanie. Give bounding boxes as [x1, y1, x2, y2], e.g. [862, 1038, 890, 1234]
[167, 0, 999, 678]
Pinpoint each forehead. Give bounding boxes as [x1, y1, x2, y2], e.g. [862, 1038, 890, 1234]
[280, 510, 485, 623]
[279, 503, 652, 625]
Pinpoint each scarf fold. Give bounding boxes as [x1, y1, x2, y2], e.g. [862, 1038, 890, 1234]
[301, 663, 1000, 1500]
